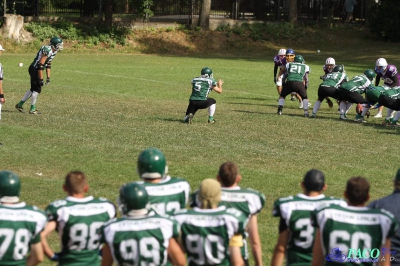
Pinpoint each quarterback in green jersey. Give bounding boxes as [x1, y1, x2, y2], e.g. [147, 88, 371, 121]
[190, 161, 265, 266]
[271, 169, 346, 266]
[338, 69, 375, 120]
[41, 171, 116, 265]
[355, 85, 400, 123]
[100, 182, 186, 266]
[0, 170, 47, 266]
[311, 177, 398, 266]
[278, 55, 311, 117]
[184, 67, 223, 124]
[175, 178, 248, 266]
[135, 148, 190, 215]
[15, 36, 63, 114]
[311, 65, 348, 118]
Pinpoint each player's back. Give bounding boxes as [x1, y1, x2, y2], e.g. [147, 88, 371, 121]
[273, 194, 346, 265]
[31, 45, 54, 67]
[137, 176, 190, 215]
[190, 76, 216, 100]
[174, 206, 248, 266]
[312, 204, 398, 266]
[286, 62, 310, 82]
[45, 196, 115, 266]
[322, 72, 348, 88]
[0, 203, 47, 266]
[101, 212, 179, 266]
[381, 86, 400, 98]
[340, 75, 371, 93]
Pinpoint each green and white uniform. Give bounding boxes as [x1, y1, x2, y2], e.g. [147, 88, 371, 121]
[45, 196, 116, 266]
[311, 204, 399, 266]
[322, 72, 348, 88]
[137, 176, 190, 215]
[190, 77, 217, 100]
[340, 75, 371, 94]
[366, 85, 400, 103]
[0, 202, 47, 266]
[272, 194, 346, 266]
[190, 187, 265, 260]
[286, 62, 310, 82]
[174, 206, 248, 266]
[100, 211, 180, 266]
[31, 45, 55, 68]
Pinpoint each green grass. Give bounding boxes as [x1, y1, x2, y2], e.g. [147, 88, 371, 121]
[0, 45, 399, 265]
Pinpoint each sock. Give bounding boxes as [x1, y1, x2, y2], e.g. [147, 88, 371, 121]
[208, 104, 216, 117]
[208, 116, 214, 121]
[20, 90, 32, 105]
[278, 98, 285, 106]
[345, 102, 353, 114]
[393, 111, 400, 122]
[303, 99, 309, 111]
[31, 91, 39, 107]
[361, 107, 369, 117]
[339, 102, 346, 115]
[377, 109, 383, 116]
[30, 104, 36, 112]
[386, 109, 394, 119]
[0, 103, 2, 120]
[313, 100, 321, 114]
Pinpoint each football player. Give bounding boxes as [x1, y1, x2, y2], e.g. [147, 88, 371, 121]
[0, 44, 5, 120]
[355, 85, 400, 123]
[15, 36, 63, 114]
[278, 49, 304, 104]
[311, 65, 348, 118]
[311, 177, 398, 266]
[277, 55, 311, 116]
[174, 178, 248, 266]
[337, 69, 375, 120]
[135, 148, 190, 215]
[100, 182, 186, 266]
[271, 169, 346, 266]
[373, 58, 400, 118]
[190, 161, 265, 266]
[41, 171, 116, 265]
[184, 67, 223, 124]
[321, 57, 336, 78]
[273, 48, 287, 96]
[0, 170, 47, 266]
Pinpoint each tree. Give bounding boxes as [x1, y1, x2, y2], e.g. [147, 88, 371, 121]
[288, 0, 297, 24]
[368, 0, 400, 41]
[198, 0, 211, 29]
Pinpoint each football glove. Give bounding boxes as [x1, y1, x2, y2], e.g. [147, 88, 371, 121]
[50, 253, 60, 261]
[326, 99, 333, 108]
[45, 77, 50, 85]
[38, 79, 44, 87]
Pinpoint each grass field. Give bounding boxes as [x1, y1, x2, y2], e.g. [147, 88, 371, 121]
[1, 40, 400, 264]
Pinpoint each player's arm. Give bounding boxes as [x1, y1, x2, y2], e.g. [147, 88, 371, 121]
[40, 221, 58, 260]
[213, 79, 223, 94]
[247, 214, 262, 266]
[375, 76, 380, 86]
[167, 237, 186, 266]
[0, 65, 4, 104]
[274, 64, 278, 82]
[37, 55, 48, 82]
[45, 63, 51, 84]
[101, 243, 113, 266]
[229, 234, 244, 266]
[270, 227, 289, 266]
[378, 238, 392, 266]
[389, 74, 399, 88]
[311, 229, 324, 266]
[26, 242, 44, 266]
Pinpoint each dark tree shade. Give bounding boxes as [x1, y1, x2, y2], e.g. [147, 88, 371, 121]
[368, 0, 400, 41]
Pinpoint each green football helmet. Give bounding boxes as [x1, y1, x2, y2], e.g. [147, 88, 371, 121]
[333, 65, 344, 73]
[201, 67, 213, 78]
[294, 55, 305, 63]
[50, 36, 63, 51]
[364, 69, 376, 81]
[137, 148, 167, 179]
[0, 170, 21, 203]
[118, 182, 149, 214]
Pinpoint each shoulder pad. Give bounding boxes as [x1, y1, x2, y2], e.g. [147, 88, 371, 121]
[50, 199, 68, 208]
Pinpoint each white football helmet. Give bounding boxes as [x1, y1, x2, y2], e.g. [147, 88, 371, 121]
[278, 49, 286, 56]
[325, 57, 335, 73]
[375, 58, 388, 74]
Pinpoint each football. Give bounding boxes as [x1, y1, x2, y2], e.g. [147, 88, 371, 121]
[356, 103, 363, 114]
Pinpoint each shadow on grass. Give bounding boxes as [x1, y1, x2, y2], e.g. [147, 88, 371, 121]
[234, 110, 267, 115]
[227, 102, 266, 106]
[228, 96, 267, 101]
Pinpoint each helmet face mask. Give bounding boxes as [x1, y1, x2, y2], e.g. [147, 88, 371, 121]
[326, 64, 334, 72]
[50, 36, 63, 51]
[201, 67, 213, 78]
[0, 170, 21, 203]
[375, 58, 387, 75]
[137, 148, 167, 179]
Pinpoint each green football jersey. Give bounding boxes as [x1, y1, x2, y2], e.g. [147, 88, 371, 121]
[340, 75, 371, 94]
[286, 62, 311, 82]
[31, 45, 55, 68]
[137, 176, 190, 215]
[321, 72, 348, 88]
[174, 206, 248, 266]
[311, 204, 399, 266]
[366, 86, 400, 103]
[272, 194, 346, 266]
[45, 196, 116, 266]
[189, 77, 217, 101]
[100, 211, 180, 266]
[190, 186, 266, 260]
[0, 202, 47, 266]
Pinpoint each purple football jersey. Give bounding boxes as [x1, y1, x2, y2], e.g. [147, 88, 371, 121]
[375, 64, 400, 86]
[273, 55, 286, 67]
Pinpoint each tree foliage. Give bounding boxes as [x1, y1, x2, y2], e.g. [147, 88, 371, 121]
[368, 0, 400, 41]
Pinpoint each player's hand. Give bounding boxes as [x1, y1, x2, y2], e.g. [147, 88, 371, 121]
[218, 79, 224, 86]
[45, 77, 50, 85]
[0, 98, 4, 104]
[320, 75, 324, 80]
[50, 253, 60, 261]
[38, 79, 44, 87]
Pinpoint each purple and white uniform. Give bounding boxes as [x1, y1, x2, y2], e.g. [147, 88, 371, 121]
[375, 64, 400, 86]
[274, 55, 287, 86]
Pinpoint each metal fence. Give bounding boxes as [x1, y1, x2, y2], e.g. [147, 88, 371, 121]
[2, 0, 366, 22]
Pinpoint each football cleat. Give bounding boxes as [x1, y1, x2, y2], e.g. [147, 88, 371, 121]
[208, 119, 215, 124]
[15, 104, 25, 113]
[277, 106, 283, 115]
[373, 113, 382, 118]
[29, 110, 41, 114]
[354, 115, 367, 123]
[304, 113, 309, 117]
[187, 113, 193, 124]
[310, 113, 317, 118]
[291, 96, 296, 101]
[382, 118, 393, 126]
[299, 102, 303, 109]
[340, 114, 348, 120]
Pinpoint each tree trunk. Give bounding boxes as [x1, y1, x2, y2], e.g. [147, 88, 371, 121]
[1, 15, 24, 42]
[104, 0, 113, 27]
[327, 0, 333, 28]
[288, 0, 297, 24]
[198, 0, 211, 29]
